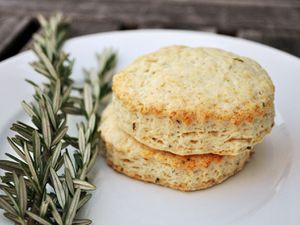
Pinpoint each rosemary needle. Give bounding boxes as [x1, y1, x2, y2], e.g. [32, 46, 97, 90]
[0, 13, 117, 225]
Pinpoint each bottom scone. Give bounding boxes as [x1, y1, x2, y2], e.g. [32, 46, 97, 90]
[100, 105, 253, 191]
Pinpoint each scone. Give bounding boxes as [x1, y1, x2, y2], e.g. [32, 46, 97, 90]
[100, 104, 253, 191]
[112, 46, 275, 156]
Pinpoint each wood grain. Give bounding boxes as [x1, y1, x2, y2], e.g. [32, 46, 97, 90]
[0, 0, 299, 31]
[238, 29, 300, 57]
[0, 0, 299, 60]
[0, 16, 38, 61]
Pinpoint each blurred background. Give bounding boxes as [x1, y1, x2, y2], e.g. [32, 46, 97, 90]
[0, 0, 299, 61]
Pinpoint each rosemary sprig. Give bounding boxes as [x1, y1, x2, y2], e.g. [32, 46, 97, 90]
[0, 14, 116, 225]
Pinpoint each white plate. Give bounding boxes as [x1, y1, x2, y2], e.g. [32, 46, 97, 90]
[0, 30, 299, 225]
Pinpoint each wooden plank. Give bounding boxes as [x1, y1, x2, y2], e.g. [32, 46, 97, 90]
[110, 0, 300, 7]
[2, 0, 299, 7]
[0, 16, 38, 61]
[132, 19, 217, 32]
[238, 29, 300, 57]
[69, 17, 120, 37]
[22, 17, 120, 51]
[0, 17, 18, 55]
[0, 0, 299, 32]
[0, 0, 299, 59]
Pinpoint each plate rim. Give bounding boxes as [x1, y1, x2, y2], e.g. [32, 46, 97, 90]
[1, 29, 299, 66]
[0, 29, 299, 225]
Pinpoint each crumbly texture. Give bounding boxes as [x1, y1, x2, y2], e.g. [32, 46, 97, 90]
[100, 105, 253, 191]
[113, 95, 274, 155]
[112, 46, 275, 155]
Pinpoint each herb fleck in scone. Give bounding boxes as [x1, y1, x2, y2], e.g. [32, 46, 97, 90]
[100, 105, 253, 191]
[112, 46, 275, 155]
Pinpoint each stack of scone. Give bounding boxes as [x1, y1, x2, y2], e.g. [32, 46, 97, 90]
[100, 46, 275, 191]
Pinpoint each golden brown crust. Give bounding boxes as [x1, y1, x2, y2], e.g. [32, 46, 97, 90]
[113, 97, 274, 155]
[99, 106, 253, 191]
[112, 91, 273, 125]
[140, 146, 224, 171]
[112, 88, 273, 125]
[107, 159, 246, 192]
[112, 45, 275, 125]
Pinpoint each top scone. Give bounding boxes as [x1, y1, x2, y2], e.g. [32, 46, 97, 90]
[112, 46, 275, 155]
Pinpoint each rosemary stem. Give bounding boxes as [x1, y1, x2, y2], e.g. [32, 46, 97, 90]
[0, 14, 117, 225]
[27, 195, 40, 225]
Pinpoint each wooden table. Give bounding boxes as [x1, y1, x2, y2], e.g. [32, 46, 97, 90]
[0, 0, 299, 61]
